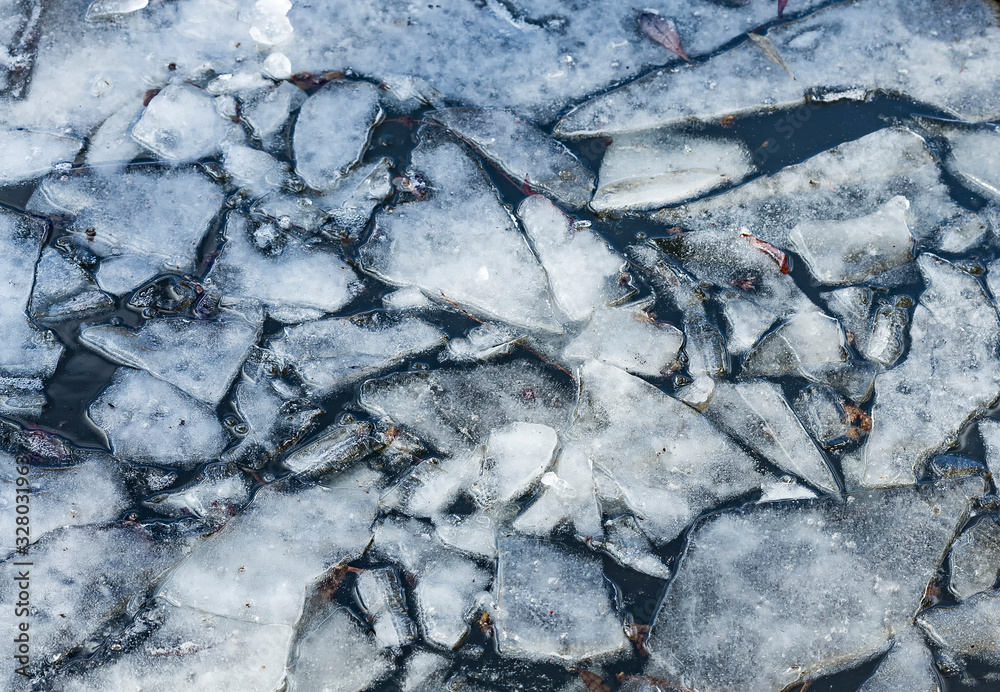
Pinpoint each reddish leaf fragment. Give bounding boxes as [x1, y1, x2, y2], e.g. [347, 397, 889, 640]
[520, 174, 535, 195]
[719, 114, 737, 128]
[640, 13, 690, 62]
[573, 669, 611, 692]
[741, 233, 790, 273]
[628, 623, 651, 656]
[778, 0, 789, 18]
[730, 276, 757, 291]
[142, 88, 160, 107]
[290, 70, 345, 90]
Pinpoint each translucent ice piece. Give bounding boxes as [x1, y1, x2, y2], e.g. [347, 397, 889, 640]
[979, 418, 1000, 480]
[919, 589, 1000, 666]
[293, 80, 382, 190]
[517, 194, 628, 322]
[282, 421, 386, 479]
[427, 108, 594, 210]
[287, 608, 392, 692]
[647, 476, 984, 692]
[716, 289, 777, 356]
[591, 132, 753, 213]
[949, 517, 1000, 601]
[29, 247, 113, 323]
[793, 384, 870, 448]
[0, 129, 81, 183]
[564, 304, 683, 378]
[144, 462, 251, 527]
[862, 255, 1000, 488]
[317, 156, 394, 237]
[381, 452, 481, 520]
[858, 627, 941, 692]
[514, 444, 602, 538]
[356, 567, 419, 649]
[682, 306, 728, 378]
[866, 301, 909, 367]
[444, 322, 522, 363]
[583, 515, 672, 580]
[270, 312, 446, 398]
[359, 131, 562, 333]
[89, 369, 228, 467]
[945, 127, 1000, 200]
[80, 303, 263, 406]
[495, 536, 628, 662]
[788, 196, 914, 285]
[85, 102, 145, 167]
[471, 422, 557, 508]
[742, 311, 848, 377]
[132, 83, 228, 161]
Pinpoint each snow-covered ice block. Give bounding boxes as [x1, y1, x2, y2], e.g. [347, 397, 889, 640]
[517, 194, 628, 323]
[788, 196, 914, 285]
[0, 523, 196, 679]
[361, 360, 575, 455]
[89, 369, 228, 468]
[570, 361, 764, 543]
[591, 132, 753, 214]
[359, 131, 562, 333]
[866, 300, 909, 368]
[444, 322, 522, 363]
[208, 211, 362, 323]
[919, 589, 1000, 666]
[81, 303, 263, 407]
[858, 627, 941, 692]
[54, 603, 293, 692]
[863, 255, 1000, 488]
[495, 536, 628, 662]
[282, 421, 386, 479]
[144, 462, 251, 527]
[270, 312, 446, 399]
[132, 83, 228, 162]
[647, 476, 984, 692]
[655, 128, 956, 249]
[160, 472, 379, 625]
[29, 247, 114, 323]
[471, 422, 557, 508]
[943, 127, 1000, 200]
[514, 443, 602, 538]
[287, 607, 392, 692]
[556, 0, 1000, 136]
[716, 288, 777, 356]
[318, 156, 393, 237]
[29, 166, 223, 294]
[705, 381, 839, 494]
[356, 567, 419, 649]
[949, 517, 1000, 601]
[427, 108, 594, 210]
[293, 80, 382, 190]
[564, 304, 682, 378]
[0, 129, 80, 183]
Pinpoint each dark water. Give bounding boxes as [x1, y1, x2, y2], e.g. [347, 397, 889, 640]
[4, 76, 1000, 691]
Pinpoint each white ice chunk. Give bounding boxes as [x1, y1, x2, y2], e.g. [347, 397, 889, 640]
[866, 301, 909, 368]
[591, 132, 753, 213]
[85, 102, 145, 167]
[822, 286, 875, 355]
[293, 80, 382, 190]
[863, 255, 1000, 487]
[444, 322, 522, 363]
[287, 608, 392, 692]
[564, 304, 683, 378]
[758, 477, 819, 503]
[318, 156, 394, 236]
[85, 0, 148, 21]
[945, 127, 1000, 200]
[705, 381, 839, 494]
[517, 194, 628, 322]
[949, 517, 1000, 601]
[789, 196, 914, 285]
[248, 0, 293, 45]
[381, 452, 481, 520]
[208, 211, 362, 322]
[81, 304, 263, 406]
[0, 130, 81, 183]
[472, 422, 558, 508]
[89, 369, 228, 467]
[270, 312, 446, 399]
[144, 463, 251, 527]
[160, 474, 378, 625]
[361, 361, 574, 455]
[356, 567, 419, 649]
[682, 306, 729, 379]
[495, 536, 628, 663]
[241, 81, 306, 148]
[132, 83, 228, 162]
[647, 476, 984, 692]
[570, 361, 764, 543]
[979, 418, 1000, 480]
[514, 444, 602, 538]
[383, 286, 433, 311]
[282, 421, 386, 479]
[427, 108, 594, 210]
[583, 515, 672, 580]
[858, 627, 941, 692]
[29, 247, 114, 323]
[359, 132, 562, 333]
[716, 289, 777, 356]
[919, 589, 1000, 666]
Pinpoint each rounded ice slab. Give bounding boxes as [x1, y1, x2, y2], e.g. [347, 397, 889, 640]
[132, 83, 229, 162]
[293, 80, 383, 190]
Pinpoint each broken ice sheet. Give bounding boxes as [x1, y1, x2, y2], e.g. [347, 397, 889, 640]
[563, 303, 682, 379]
[286, 607, 392, 692]
[590, 131, 754, 214]
[444, 322, 522, 363]
[28, 166, 223, 295]
[647, 476, 984, 692]
[80, 303, 263, 407]
[655, 127, 957, 250]
[89, 368, 228, 468]
[360, 360, 574, 455]
[355, 567, 418, 649]
[858, 627, 942, 692]
[568, 360, 764, 544]
[556, 0, 1000, 137]
[159, 470, 379, 626]
[426, 108, 594, 210]
[514, 442, 603, 539]
[317, 156, 393, 238]
[793, 383, 871, 449]
[293, 80, 382, 190]
[471, 422, 558, 509]
[919, 589, 1000, 666]
[29, 247, 114, 323]
[131, 82, 229, 162]
[282, 420, 387, 480]
[939, 125, 1000, 201]
[948, 516, 1000, 601]
[862, 255, 1000, 488]
[705, 380, 840, 494]
[583, 514, 671, 580]
[0, 129, 80, 183]
[517, 194, 629, 323]
[788, 195, 915, 286]
[359, 130, 562, 333]
[207, 211, 362, 323]
[143, 462, 251, 527]
[494, 536, 628, 663]
[270, 312, 447, 399]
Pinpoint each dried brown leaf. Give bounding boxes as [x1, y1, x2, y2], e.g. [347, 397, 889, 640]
[640, 13, 690, 62]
